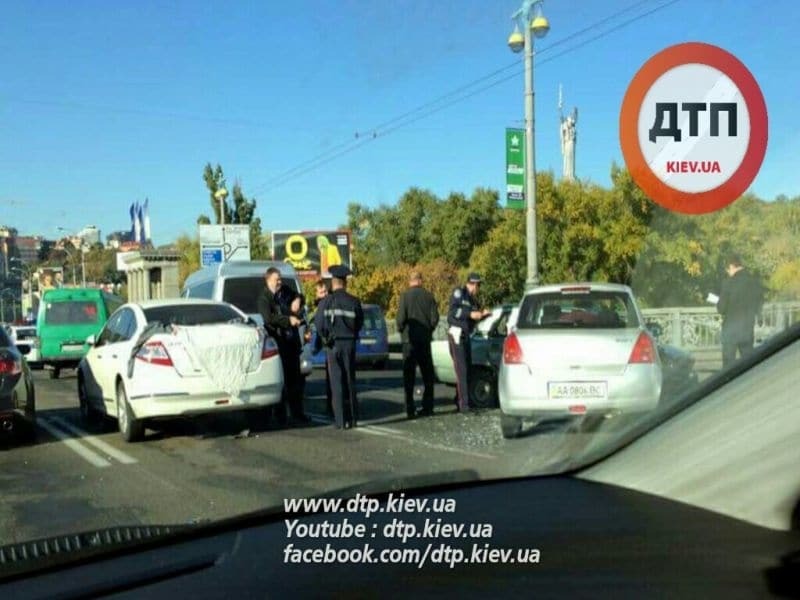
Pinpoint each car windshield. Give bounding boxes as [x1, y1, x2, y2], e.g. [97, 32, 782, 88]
[517, 291, 639, 329]
[2, 0, 798, 569]
[222, 276, 298, 315]
[144, 304, 243, 326]
[44, 301, 99, 325]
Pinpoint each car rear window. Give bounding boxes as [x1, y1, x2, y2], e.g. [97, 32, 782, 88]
[517, 291, 639, 330]
[0, 328, 10, 347]
[144, 304, 244, 326]
[222, 277, 299, 315]
[15, 328, 37, 339]
[362, 308, 385, 331]
[45, 301, 100, 325]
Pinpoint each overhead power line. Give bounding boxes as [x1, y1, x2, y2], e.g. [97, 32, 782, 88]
[252, 0, 681, 194]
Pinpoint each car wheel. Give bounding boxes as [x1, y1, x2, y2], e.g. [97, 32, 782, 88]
[78, 374, 101, 426]
[469, 368, 498, 409]
[50, 367, 60, 380]
[117, 382, 144, 442]
[19, 382, 37, 444]
[500, 414, 522, 439]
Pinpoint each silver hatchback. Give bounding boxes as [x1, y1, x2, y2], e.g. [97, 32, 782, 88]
[498, 283, 662, 438]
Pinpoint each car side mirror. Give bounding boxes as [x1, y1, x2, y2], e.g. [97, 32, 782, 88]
[85, 334, 96, 346]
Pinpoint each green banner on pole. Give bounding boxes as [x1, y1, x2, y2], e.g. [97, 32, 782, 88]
[505, 128, 525, 210]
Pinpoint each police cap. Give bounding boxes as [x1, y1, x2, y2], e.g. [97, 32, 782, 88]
[467, 272, 482, 284]
[329, 265, 352, 279]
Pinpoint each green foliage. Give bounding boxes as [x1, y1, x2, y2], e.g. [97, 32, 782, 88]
[175, 234, 200, 288]
[344, 169, 799, 312]
[201, 163, 268, 260]
[469, 211, 526, 306]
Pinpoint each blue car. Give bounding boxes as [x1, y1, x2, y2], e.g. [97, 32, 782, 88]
[310, 304, 389, 369]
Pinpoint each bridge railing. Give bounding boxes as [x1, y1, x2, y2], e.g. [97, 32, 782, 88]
[640, 302, 800, 351]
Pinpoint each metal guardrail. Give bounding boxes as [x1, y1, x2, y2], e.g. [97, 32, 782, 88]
[385, 302, 800, 353]
[641, 302, 800, 351]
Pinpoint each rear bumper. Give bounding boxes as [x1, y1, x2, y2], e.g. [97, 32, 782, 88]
[128, 382, 283, 419]
[499, 364, 661, 418]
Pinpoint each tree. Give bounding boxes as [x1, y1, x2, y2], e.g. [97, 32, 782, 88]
[200, 163, 269, 260]
[469, 211, 526, 306]
[175, 235, 200, 288]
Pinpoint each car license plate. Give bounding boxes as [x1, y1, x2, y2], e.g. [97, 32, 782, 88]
[62, 344, 84, 352]
[361, 339, 377, 345]
[548, 381, 607, 401]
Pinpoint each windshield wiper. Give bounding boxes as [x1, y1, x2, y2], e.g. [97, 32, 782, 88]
[0, 524, 190, 582]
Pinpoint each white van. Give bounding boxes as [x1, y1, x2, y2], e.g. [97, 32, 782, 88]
[182, 261, 312, 375]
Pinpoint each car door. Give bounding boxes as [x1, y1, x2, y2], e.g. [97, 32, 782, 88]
[85, 311, 123, 402]
[99, 308, 136, 397]
[485, 309, 512, 368]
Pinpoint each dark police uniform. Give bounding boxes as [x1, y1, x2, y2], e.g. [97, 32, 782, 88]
[312, 295, 333, 416]
[446, 273, 483, 412]
[717, 267, 764, 368]
[315, 266, 364, 429]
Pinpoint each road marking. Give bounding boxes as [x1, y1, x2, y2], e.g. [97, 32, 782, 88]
[48, 417, 138, 465]
[307, 412, 331, 424]
[366, 424, 403, 435]
[358, 424, 497, 461]
[306, 413, 406, 430]
[37, 419, 112, 469]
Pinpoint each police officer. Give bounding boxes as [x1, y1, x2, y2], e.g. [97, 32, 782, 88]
[315, 265, 364, 429]
[446, 273, 491, 412]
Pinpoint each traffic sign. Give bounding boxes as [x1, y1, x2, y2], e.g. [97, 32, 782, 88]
[201, 248, 223, 267]
[506, 128, 525, 210]
[620, 42, 768, 214]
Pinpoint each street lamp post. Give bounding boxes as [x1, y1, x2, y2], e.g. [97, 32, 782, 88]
[81, 245, 87, 287]
[214, 188, 229, 226]
[509, 0, 550, 288]
[10, 259, 33, 321]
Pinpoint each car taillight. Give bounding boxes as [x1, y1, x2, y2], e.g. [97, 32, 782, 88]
[503, 333, 524, 364]
[262, 336, 279, 360]
[0, 357, 22, 375]
[135, 341, 174, 367]
[628, 332, 656, 364]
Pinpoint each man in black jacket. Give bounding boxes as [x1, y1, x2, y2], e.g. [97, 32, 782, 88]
[717, 254, 764, 368]
[396, 271, 439, 418]
[257, 267, 308, 425]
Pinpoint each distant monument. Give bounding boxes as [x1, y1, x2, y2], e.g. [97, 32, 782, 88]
[559, 85, 577, 182]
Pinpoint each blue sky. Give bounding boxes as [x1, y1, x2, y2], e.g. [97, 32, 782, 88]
[1, 0, 798, 246]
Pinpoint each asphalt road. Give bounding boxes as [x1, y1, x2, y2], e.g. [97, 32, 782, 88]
[1, 362, 618, 546]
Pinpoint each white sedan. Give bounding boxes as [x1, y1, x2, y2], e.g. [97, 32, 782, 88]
[499, 283, 662, 438]
[77, 299, 284, 442]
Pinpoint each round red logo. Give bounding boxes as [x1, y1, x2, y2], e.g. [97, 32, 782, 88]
[620, 42, 768, 214]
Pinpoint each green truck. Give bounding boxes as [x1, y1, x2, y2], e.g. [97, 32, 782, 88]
[36, 288, 123, 379]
